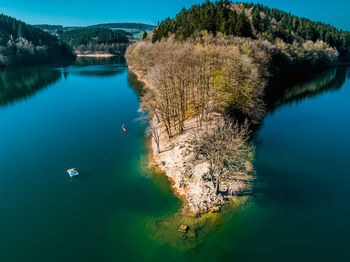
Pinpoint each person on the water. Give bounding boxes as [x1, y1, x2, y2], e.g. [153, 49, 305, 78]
[122, 124, 127, 132]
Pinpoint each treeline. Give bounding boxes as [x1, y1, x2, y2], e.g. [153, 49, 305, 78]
[58, 28, 131, 54]
[34, 24, 64, 31]
[87, 23, 156, 31]
[0, 14, 75, 67]
[152, 1, 350, 61]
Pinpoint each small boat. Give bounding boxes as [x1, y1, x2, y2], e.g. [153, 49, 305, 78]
[67, 168, 79, 177]
[122, 124, 127, 132]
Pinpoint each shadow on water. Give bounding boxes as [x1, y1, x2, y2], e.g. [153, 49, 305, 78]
[127, 70, 145, 97]
[60, 56, 127, 78]
[66, 65, 126, 78]
[73, 56, 126, 66]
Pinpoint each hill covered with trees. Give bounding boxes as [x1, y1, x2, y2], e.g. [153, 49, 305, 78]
[34, 22, 156, 40]
[34, 24, 64, 31]
[87, 22, 155, 31]
[87, 23, 156, 40]
[58, 28, 131, 55]
[152, 1, 350, 62]
[0, 14, 75, 67]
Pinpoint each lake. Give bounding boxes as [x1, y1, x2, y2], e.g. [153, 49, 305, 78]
[0, 58, 349, 261]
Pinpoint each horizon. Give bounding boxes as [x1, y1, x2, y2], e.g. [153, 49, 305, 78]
[1, 0, 350, 31]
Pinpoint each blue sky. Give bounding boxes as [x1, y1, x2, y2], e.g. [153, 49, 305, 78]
[1, 0, 349, 31]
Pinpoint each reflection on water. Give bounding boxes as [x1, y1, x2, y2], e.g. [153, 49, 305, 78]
[65, 64, 126, 78]
[73, 56, 126, 66]
[266, 67, 349, 112]
[0, 66, 61, 107]
[0, 56, 126, 107]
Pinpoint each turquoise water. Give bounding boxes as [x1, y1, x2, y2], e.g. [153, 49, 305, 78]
[0, 59, 349, 261]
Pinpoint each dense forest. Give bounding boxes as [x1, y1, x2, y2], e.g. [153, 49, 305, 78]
[0, 14, 75, 67]
[58, 28, 131, 54]
[152, 1, 350, 62]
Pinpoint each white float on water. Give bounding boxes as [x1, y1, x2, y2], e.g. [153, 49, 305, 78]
[67, 168, 79, 177]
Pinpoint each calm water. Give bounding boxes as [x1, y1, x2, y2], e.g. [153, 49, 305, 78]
[0, 59, 349, 261]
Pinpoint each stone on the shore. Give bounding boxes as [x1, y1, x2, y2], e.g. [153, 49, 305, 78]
[219, 184, 227, 192]
[245, 161, 253, 173]
[178, 224, 189, 233]
[211, 206, 221, 213]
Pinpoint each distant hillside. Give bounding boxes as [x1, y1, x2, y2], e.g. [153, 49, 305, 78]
[58, 28, 131, 55]
[87, 23, 155, 31]
[0, 14, 75, 67]
[33, 22, 156, 40]
[34, 24, 64, 31]
[87, 23, 156, 40]
[152, 1, 350, 61]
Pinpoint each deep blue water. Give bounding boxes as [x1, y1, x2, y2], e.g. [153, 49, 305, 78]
[0, 59, 349, 261]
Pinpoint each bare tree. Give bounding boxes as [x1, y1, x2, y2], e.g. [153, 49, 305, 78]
[192, 120, 252, 194]
[145, 117, 161, 154]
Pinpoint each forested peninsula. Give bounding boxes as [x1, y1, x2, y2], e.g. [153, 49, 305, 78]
[126, 1, 350, 214]
[0, 14, 74, 67]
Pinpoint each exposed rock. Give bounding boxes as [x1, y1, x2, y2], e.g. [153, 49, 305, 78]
[211, 206, 221, 213]
[245, 161, 253, 173]
[179, 179, 186, 188]
[218, 184, 228, 192]
[178, 224, 189, 233]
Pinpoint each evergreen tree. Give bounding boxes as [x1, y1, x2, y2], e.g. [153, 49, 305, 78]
[252, 8, 262, 32]
[261, 16, 271, 32]
[17, 23, 23, 39]
[235, 12, 251, 37]
[142, 31, 148, 40]
[149, 1, 350, 61]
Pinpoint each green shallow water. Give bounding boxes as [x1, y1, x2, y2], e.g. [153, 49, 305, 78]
[0, 58, 349, 261]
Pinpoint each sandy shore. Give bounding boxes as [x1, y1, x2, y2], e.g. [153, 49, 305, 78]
[76, 53, 117, 57]
[129, 66, 253, 214]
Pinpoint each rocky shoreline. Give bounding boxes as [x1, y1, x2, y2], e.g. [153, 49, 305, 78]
[130, 67, 254, 215]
